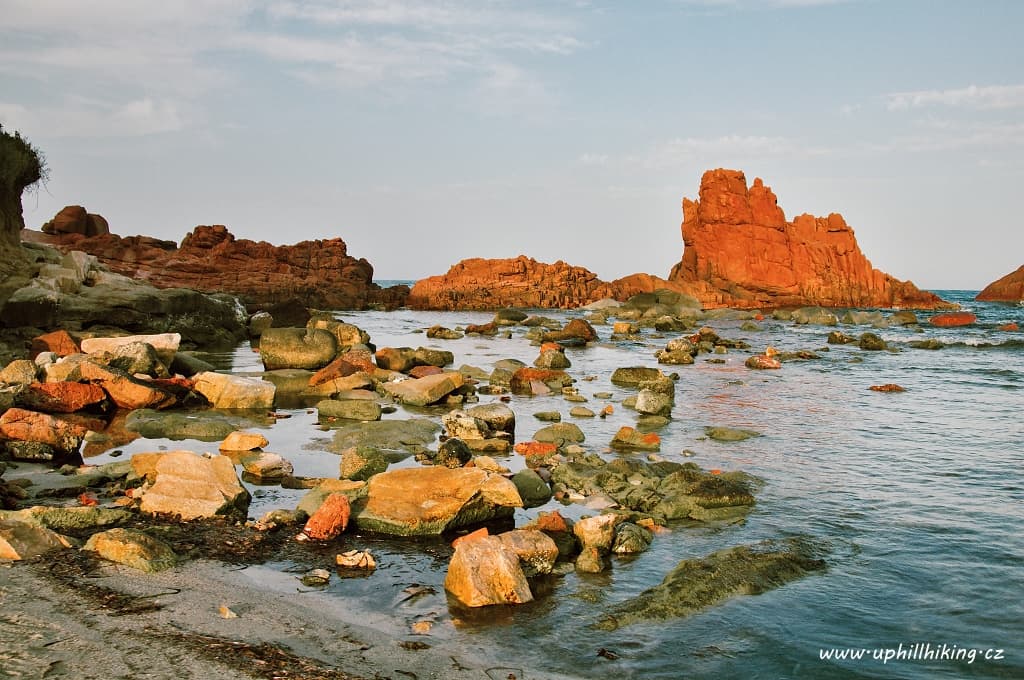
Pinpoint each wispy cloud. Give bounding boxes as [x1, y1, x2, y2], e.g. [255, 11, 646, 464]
[886, 84, 1024, 111]
[0, 97, 185, 138]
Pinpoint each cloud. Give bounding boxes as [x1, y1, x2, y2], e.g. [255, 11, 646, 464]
[886, 84, 1024, 111]
[0, 97, 185, 138]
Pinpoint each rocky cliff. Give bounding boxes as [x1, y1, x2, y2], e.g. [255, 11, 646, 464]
[667, 169, 950, 309]
[25, 220, 401, 311]
[407, 256, 621, 310]
[976, 265, 1024, 302]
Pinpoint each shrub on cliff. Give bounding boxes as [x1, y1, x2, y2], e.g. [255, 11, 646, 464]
[0, 124, 47, 238]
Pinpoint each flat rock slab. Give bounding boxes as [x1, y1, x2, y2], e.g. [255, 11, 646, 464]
[353, 467, 522, 536]
[381, 372, 464, 407]
[135, 451, 250, 520]
[81, 333, 180, 365]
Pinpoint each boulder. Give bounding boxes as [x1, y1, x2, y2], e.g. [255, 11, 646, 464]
[84, 528, 177, 572]
[328, 418, 440, 456]
[612, 522, 654, 554]
[0, 408, 87, 455]
[509, 368, 573, 395]
[511, 468, 552, 508]
[574, 514, 622, 553]
[444, 535, 533, 607]
[135, 451, 251, 520]
[610, 366, 663, 387]
[295, 479, 367, 518]
[240, 451, 293, 480]
[193, 371, 276, 409]
[16, 382, 107, 413]
[353, 467, 522, 535]
[0, 506, 131, 533]
[745, 354, 782, 370]
[541, 319, 598, 345]
[611, 426, 660, 451]
[705, 426, 761, 442]
[930, 312, 977, 327]
[77, 361, 177, 410]
[317, 398, 382, 423]
[81, 333, 180, 366]
[339, 446, 389, 481]
[259, 328, 337, 370]
[303, 493, 351, 540]
[534, 422, 585, 445]
[534, 348, 571, 370]
[858, 332, 887, 351]
[595, 538, 827, 630]
[381, 371, 464, 407]
[826, 331, 857, 345]
[0, 519, 72, 560]
[374, 347, 417, 372]
[219, 431, 270, 452]
[0, 359, 38, 386]
[413, 347, 454, 368]
[30, 330, 80, 358]
[792, 307, 839, 326]
[495, 529, 559, 576]
[124, 410, 260, 441]
[436, 438, 472, 468]
[426, 325, 464, 340]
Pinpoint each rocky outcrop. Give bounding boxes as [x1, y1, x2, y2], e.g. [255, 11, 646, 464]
[976, 265, 1024, 302]
[41, 205, 109, 238]
[667, 169, 951, 309]
[24, 222, 404, 311]
[408, 256, 620, 310]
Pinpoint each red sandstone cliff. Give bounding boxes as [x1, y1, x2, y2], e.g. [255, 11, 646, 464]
[408, 256, 621, 310]
[976, 265, 1024, 302]
[23, 219, 399, 311]
[667, 169, 951, 309]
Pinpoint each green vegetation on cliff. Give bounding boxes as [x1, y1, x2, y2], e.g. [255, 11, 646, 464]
[0, 124, 47, 242]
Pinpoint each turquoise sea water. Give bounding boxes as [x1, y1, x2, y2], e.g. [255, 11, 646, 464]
[87, 290, 1023, 679]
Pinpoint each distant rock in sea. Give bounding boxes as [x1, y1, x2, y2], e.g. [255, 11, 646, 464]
[666, 169, 951, 310]
[24, 214, 405, 311]
[976, 265, 1024, 303]
[408, 169, 953, 311]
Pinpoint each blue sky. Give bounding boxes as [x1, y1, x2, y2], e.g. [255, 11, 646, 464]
[2, 0, 1022, 289]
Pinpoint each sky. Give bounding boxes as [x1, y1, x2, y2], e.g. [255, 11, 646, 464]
[2, 0, 1022, 289]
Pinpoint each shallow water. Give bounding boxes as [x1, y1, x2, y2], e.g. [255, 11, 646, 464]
[86, 291, 1024, 678]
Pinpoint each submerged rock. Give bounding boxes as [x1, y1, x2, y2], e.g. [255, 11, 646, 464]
[595, 537, 828, 630]
[328, 418, 440, 456]
[705, 426, 761, 442]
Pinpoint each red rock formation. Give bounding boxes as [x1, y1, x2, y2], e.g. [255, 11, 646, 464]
[41, 205, 109, 237]
[976, 265, 1024, 302]
[667, 170, 952, 310]
[24, 222, 399, 311]
[408, 256, 618, 310]
[930, 312, 977, 327]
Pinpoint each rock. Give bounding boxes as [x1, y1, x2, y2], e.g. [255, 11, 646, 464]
[666, 169, 952, 310]
[655, 348, 695, 365]
[193, 371, 276, 409]
[413, 347, 455, 368]
[509, 368, 573, 395]
[374, 347, 416, 372]
[328, 418, 440, 456]
[610, 366, 663, 387]
[574, 546, 607, 573]
[611, 426, 660, 451]
[533, 411, 562, 422]
[573, 513, 621, 553]
[909, 339, 945, 350]
[635, 389, 672, 417]
[0, 408, 87, 455]
[465, 403, 516, 434]
[889, 311, 919, 326]
[84, 528, 177, 572]
[534, 348, 571, 370]
[295, 479, 367, 518]
[30, 330, 80, 358]
[426, 325, 463, 340]
[442, 411, 492, 440]
[124, 409, 261, 441]
[16, 382, 107, 413]
[339, 446, 389, 481]
[89, 341, 169, 377]
[542, 319, 599, 345]
[409, 256, 621, 310]
[570, 406, 595, 418]
[307, 318, 370, 351]
[259, 328, 337, 370]
[705, 426, 761, 442]
[999, 322, 1019, 332]
[219, 431, 270, 452]
[495, 529, 559, 576]
[745, 354, 782, 370]
[858, 332, 887, 351]
[169, 351, 216, 377]
[240, 451, 293, 480]
[869, 384, 906, 392]
[930, 312, 977, 327]
[382, 371, 464, 406]
[248, 311, 273, 337]
[135, 451, 250, 520]
[0, 519, 72, 560]
[534, 423, 585, 446]
[511, 469, 552, 508]
[76, 361, 177, 410]
[81, 333, 180, 366]
[612, 522, 654, 554]
[436, 438, 472, 468]
[1, 359, 38, 386]
[353, 467, 522, 536]
[303, 493, 351, 540]
[27, 224, 388, 310]
[827, 330, 857, 345]
[317, 398, 382, 423]
[0, 506, 131, 532]
[444, 535, 533, 607]
[791, 307, 838, 326]
[976, 264, 1024, 302]
[408, 365, 443, 379]
[595, 537, 828, 630]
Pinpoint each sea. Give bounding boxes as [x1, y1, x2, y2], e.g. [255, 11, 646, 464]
[85, 289, 1023, 679]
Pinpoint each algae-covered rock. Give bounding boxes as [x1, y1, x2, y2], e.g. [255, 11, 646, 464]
[595, 537, 828, 630]
[84, 528, 177, 572]
[0, 505, 131, 532]
[704, 426, 761, 442]
[328, 418, 440, 456]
